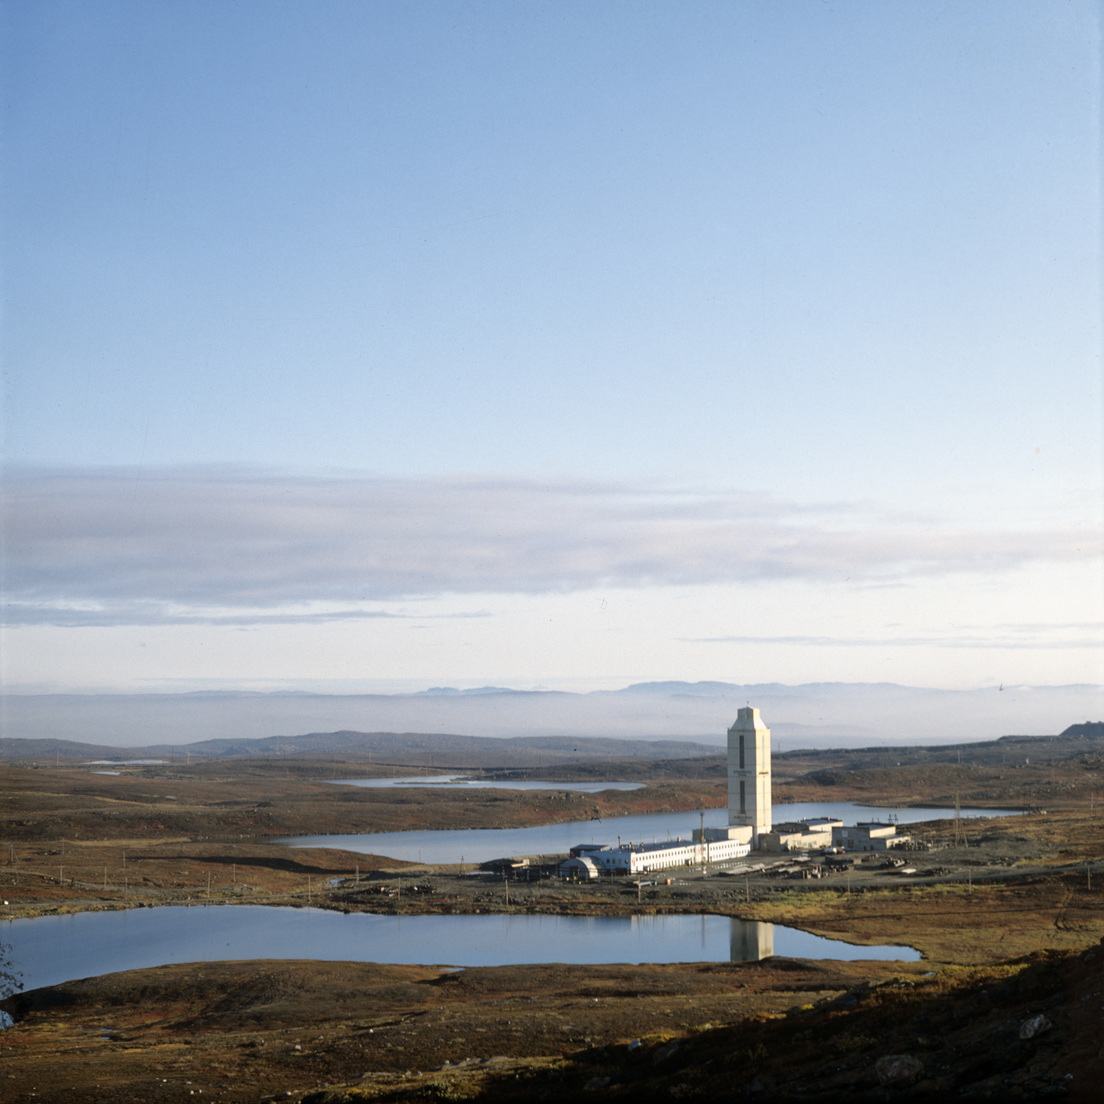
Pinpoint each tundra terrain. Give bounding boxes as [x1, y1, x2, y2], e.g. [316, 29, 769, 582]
[2, 728, 1102, 1101]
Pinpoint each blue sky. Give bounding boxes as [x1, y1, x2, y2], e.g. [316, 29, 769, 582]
[1, 1, 1101, 700]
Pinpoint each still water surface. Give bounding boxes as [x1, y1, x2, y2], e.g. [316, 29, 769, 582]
[3, 906, 919, 991]
[328, 776, 642, 792]
[286, 801, 1018, 865]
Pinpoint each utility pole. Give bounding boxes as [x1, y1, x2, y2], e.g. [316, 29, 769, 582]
[953, 790, 967, 847]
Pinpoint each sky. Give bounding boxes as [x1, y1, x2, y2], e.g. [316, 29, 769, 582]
[1, 1, 1102, 706]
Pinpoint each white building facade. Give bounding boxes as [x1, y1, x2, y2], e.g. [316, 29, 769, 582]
[728, 706, 772, 848]
[564, 835, 751, 876]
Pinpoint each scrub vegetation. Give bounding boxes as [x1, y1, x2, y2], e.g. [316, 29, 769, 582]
[1, 727, 1102, 1101]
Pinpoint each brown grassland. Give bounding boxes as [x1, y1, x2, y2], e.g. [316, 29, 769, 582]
[1, 735, 1103, 1101]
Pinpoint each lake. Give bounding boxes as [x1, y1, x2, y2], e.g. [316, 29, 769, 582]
[285, 801, 1019, 865]
[1, 906, 920, 992]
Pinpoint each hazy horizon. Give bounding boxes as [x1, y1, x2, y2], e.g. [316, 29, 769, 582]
[3, 679, 1099, 750]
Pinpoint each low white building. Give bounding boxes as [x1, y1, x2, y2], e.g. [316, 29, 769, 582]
[834, 822, 909, 852]
[760, 818, 843, 853]
[564, 831, 751, 876]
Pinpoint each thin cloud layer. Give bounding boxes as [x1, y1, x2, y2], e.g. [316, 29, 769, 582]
[691, 628, 1101, 650]
[3, 467, 1099, 627]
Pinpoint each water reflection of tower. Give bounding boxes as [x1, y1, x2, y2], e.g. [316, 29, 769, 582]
[729, 917, 774, 961]
[728, 706, 772, 848]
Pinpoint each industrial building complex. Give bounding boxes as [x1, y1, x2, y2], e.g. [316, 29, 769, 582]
[560, 826, 752, 878]
[559, 706, 906, 880]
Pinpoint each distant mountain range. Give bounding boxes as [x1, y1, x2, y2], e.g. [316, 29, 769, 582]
[1, 680, 1100, 749]
[0, 729, 718, 766]
[3, 722, 1101, 769]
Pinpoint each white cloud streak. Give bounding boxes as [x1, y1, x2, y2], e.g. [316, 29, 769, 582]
[3, 466, 1100, 627]
[690, 630, 1102, 651]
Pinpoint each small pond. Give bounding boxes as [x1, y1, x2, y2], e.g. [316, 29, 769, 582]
[2, 906, 919, 992]
[85, 759, 167, 765]
[328, 775, 643, 793]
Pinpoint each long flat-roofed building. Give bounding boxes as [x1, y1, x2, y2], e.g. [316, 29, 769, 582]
[561, 834, 750, 876]
[760, 817, 843, 852]
[835, 822, 910, 852]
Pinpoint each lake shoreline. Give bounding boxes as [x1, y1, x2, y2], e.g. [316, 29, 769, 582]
[2, 745, 1102, 1103]
[4, 906, 922, 993]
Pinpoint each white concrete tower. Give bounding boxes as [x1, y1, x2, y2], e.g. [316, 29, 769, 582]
[727, 706, 772, 847]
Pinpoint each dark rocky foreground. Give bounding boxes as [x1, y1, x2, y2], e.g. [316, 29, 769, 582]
[465, 940, 1104, 1104]
[303, 939, 1104, 1103]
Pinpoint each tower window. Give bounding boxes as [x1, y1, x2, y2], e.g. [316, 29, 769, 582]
[739, 780, 746, 814]
[739, 734, 745, 769]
